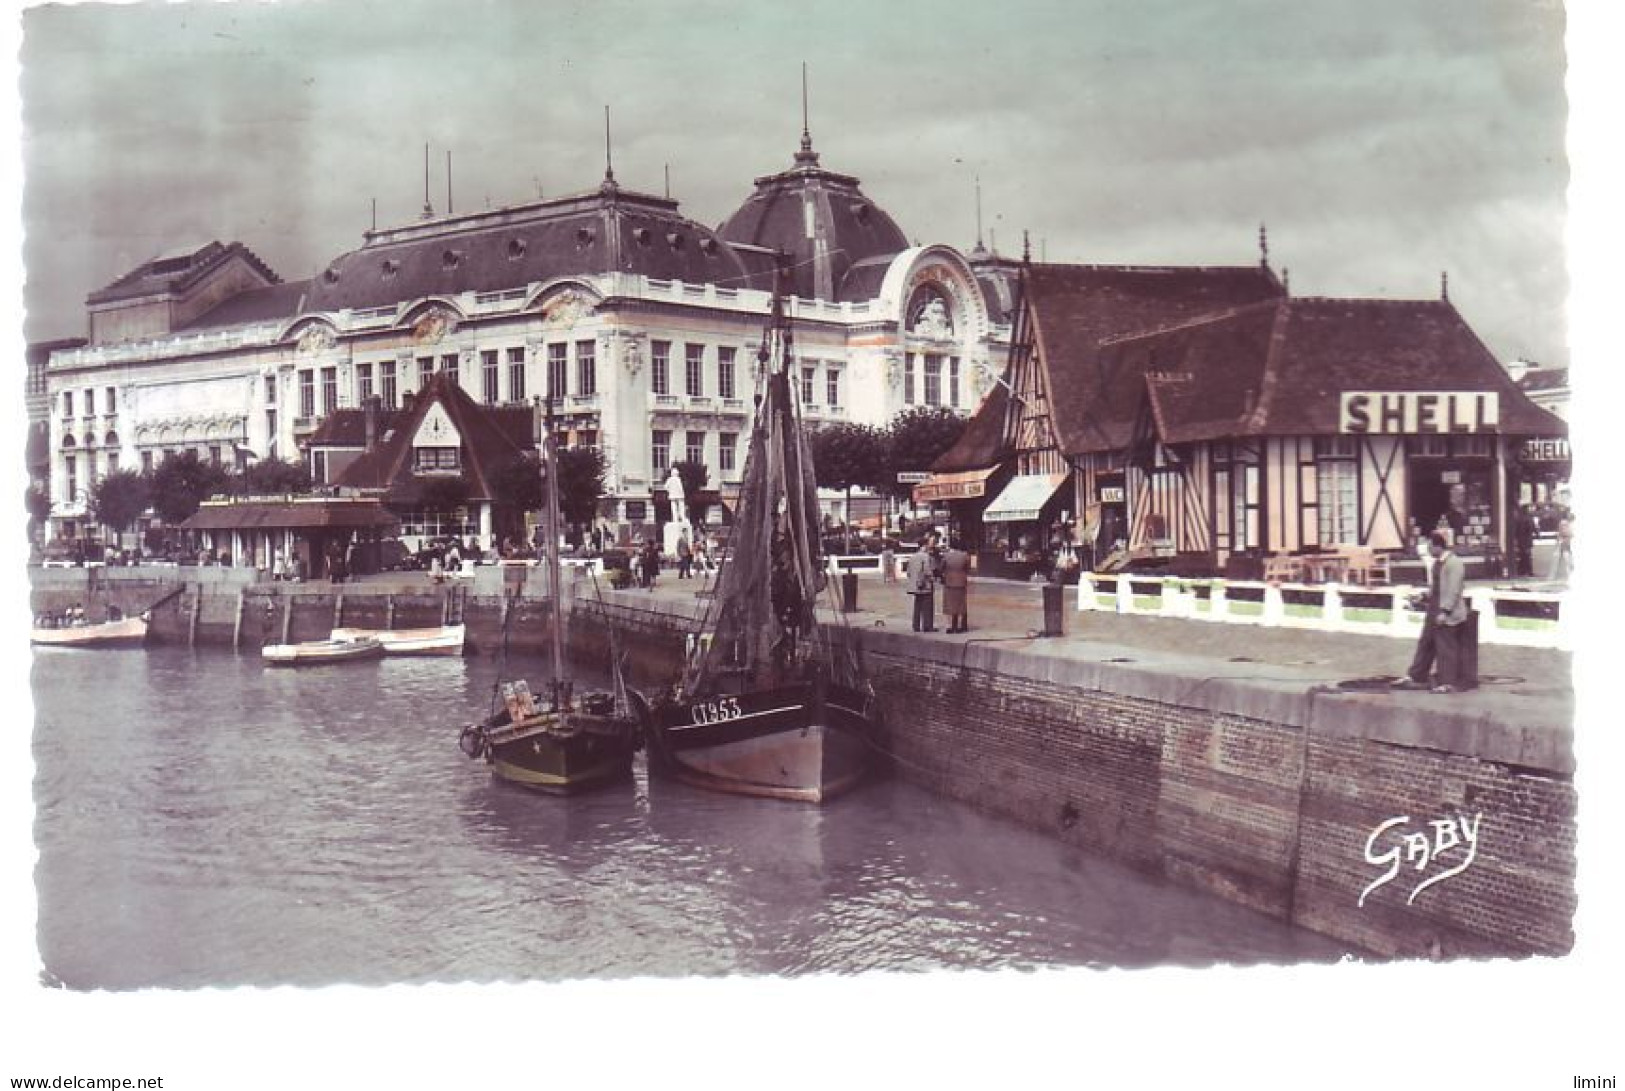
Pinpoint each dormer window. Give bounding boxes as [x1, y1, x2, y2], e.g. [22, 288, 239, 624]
[382, 259, 401, 279]
[576, 227, 595, 247]
[507, 238, 527, 261]
[414, 447, 461, 473]
[632, 227, 651, 246]
[666, 232, 684, 250]
[441, 249, 462, 270]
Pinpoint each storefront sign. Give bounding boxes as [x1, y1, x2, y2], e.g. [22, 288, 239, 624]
[1519, 438, 1571, 462]
[1099, 486, 1125, 503]
[913, 467, 996, 503]
[896, 471, 932, 484]
[1339, 392, 1500, 435]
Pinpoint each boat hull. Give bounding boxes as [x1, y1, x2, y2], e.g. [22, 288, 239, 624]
[261, 638, 385, 665]
[465, 708, 638, 794]
[30, 617, 149, 648]
[329, 625, 465, 656]
[643, 681, 876, 803]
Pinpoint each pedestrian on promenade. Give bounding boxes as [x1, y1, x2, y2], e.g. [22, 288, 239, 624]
[941, 537, 972, 633]
[642, 538, 660, 590]
[1513, 503, 1536, 578]
[1550, 511, 1574, 581]
[1393, 531, 1468, 694]
[881, 541, 896, 584]
[905, 545, 936, 632]
[676, 532, 692, 579]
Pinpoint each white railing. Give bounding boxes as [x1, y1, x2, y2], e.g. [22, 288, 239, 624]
[1075, 573, 1569, 650]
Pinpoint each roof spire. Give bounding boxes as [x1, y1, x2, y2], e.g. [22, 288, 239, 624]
[1022, 229, 1031, 266]
[664, 163, 670, 199]
[421, 143, 435, 219]
[602, 105, 618, 189]
[446, 150, 453, 216]
[1282, 266, 1290, 295]
[795, 62, 820, 166]
[972, 175, 986, 255]
[1258, 222, 1269, 269]
[1441, 270, 1450, 301]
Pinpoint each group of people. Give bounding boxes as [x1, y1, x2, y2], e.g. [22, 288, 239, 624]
[903, 533, 972, 634]
[1511, 503, 1575, 581]
[34, 602, 116, 628]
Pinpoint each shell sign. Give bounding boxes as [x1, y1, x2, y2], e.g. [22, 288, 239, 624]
[1339, 391, 1500, 434]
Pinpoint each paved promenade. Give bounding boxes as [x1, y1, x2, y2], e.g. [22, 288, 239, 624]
[631, 568, 1573, 708]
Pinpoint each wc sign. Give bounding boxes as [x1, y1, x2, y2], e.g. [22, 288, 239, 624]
[1339, 391, 1500, 434]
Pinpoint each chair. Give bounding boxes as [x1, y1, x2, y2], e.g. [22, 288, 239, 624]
[1262, 554, 1302, 584]
[1340, 547, 1392, 587]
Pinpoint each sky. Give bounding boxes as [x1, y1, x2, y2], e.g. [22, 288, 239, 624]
[17, 0, 1570, 368]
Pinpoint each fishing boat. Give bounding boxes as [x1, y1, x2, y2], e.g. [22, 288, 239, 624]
[329, 623, 465, 656]
[636, 267, 879, 803]
[455, 375, 640, 793]
[261, 635, 385, 666]
[30, 612, 149, 649]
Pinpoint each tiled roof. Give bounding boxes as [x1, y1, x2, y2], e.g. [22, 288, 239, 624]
[1106, 297, 1568, 447]
[303, 186, 760, 313]
[87, 241, 280, 306]
[930, 382, 1010, 472]
[330, 373, 535, 502]
[181, 499, 400, 531]
[1518, 367, 1569, 393]
[1023, 263, 1288, 454]
[179, 280, 311, 332]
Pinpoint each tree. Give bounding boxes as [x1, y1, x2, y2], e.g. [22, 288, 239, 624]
[884, 406, 968, 502]
[417, 474, 472, 516]
[88, 469, 150, 535]
[557, 446, 609, 529]
[670, 458, 711, 527]
[147, 451, 230, 526]
[241, 456, 312, 495]
[809, 422, 886, 551]
[487, 453, 545, 546]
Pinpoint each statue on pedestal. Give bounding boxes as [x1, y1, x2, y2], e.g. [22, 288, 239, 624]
[663, 465, 690, 559]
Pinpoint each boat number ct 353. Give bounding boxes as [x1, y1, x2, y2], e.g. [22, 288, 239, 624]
[689, 698, 743, 725]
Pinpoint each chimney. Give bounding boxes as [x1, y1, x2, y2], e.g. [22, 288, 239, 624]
[364, 395, 380, 450]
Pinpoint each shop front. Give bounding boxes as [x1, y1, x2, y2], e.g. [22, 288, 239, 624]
[911, 465, 1004, 552]
[977, 471, 1073, 580]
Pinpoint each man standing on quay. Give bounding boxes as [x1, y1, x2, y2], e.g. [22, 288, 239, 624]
[1393, 531, 1469, 693]
[904, 541, 937, 632]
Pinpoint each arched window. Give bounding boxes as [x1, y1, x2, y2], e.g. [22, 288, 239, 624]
[60, 433, 77, 449]
[105, 431, 120, 448]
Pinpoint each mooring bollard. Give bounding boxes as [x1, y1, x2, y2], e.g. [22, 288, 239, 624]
[1041, 582, 1066, 636]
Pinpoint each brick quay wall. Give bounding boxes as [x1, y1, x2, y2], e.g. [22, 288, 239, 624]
[30, 568, 1575, 958]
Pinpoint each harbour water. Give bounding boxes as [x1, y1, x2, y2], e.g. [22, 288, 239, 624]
[31, 645, 1346, 989]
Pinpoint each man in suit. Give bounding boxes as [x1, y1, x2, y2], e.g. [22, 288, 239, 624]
[904, 543, 937, 632]
[1394, 531, 1469, 693]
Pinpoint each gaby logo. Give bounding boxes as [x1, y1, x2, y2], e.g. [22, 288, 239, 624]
[1358, 812, 1483, 908]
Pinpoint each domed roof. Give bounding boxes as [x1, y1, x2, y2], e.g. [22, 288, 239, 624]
[304, 181, 755, 313]
[716, 131, 909, 303]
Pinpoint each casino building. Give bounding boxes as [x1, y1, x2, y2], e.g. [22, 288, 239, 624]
[926, 262, 1568, 579]
[41, 126, 1017, 550]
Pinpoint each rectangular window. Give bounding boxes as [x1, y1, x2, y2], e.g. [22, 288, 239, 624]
[85, 389, 95, 416]
[414, 447, 462, 472]
[949, 357, 960, 407]
[904, 356, 916, 405]
[481, 351, 499, 404]
[1316, 460, 1359, 546]
[321, 367, 338, 414]
[686, 430, 706, 466]
[442, 353, 459, 387]
[576, 340, 597, 397]
[208, 445, 221, 467]
[578, 429, 598, 450]
[381, 362, 398, 409]
[357, 363, 374, 403]
[106, 387, 117, 415]
[264, 375, 277, 405]
[141, 450, 153, 474]
[299, 369, 315, 418]
[924, 356, 942, 407]
[826, 368, 840, 408]
[507, 348, 526, 402]
[719, 432, 737, 475]
[63, 391, 74, 417]
[652, 341, 671, 396]
[651, 429, 671, 473]
[417, 356, 434, 391]
[65, 455, 76, 500]
[718, 347, 737, 400]
[266, 410, 277, 455]
[548, 343, 568, 401]
[312, 450, 328, 485]
[802, 365, 817, 405]
[107, 451, 120, 476]
[685, 343, 705, 397]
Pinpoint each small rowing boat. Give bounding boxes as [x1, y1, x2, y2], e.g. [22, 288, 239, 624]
[329, 623, 465, 657]
[261, 635, 384, 666]
[30, 613, 149, 649]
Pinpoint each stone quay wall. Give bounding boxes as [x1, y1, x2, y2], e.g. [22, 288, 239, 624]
[29, 568, 1575, 958]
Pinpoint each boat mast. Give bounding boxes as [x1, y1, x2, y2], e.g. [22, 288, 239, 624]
[536, 386, 568, 709]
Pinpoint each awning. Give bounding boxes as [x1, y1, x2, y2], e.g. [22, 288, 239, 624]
[181, 499, 401, 531]
[982, 473, 1069, 523]
[913, 466, 999, 504]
